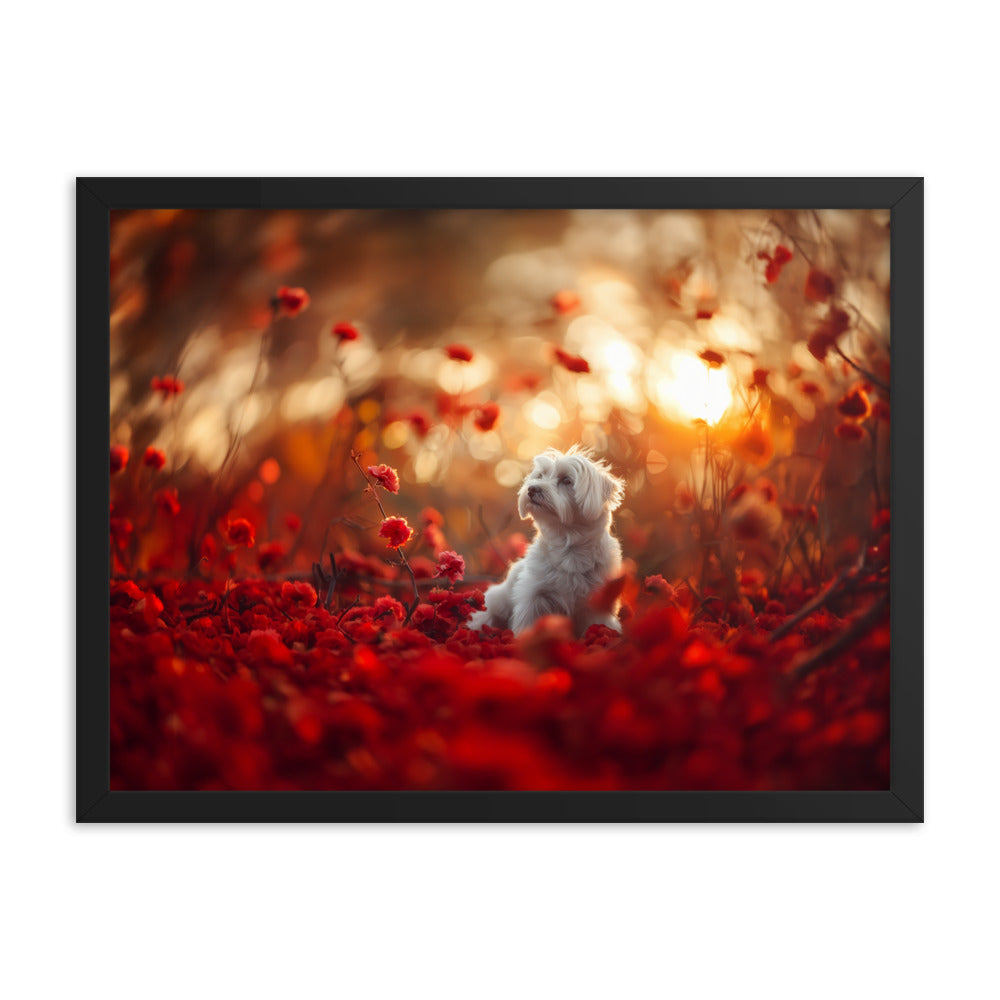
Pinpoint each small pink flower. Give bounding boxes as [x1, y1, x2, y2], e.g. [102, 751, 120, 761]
[434, 550, 466, 583]
[367, 463, 400, 494]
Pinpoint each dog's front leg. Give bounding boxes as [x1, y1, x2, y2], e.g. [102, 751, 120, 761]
[509, 590, 566, 634]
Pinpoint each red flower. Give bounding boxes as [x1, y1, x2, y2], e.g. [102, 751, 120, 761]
[445, 343, 474, 363]
[421, 506, 444, 527]
[553, 347, 590, 373]
[551, 289, 581, 315]
[872, 399, 890, 423]
[759, 244, 793, 284]
[751, 368, 770, 390]
[332, 321, 359, 342]
[698, 348, 725, 368]
[406, 410, 432, 437]
[284, 513, 302, 533]
[280, 580, 318, 608]
[835, 421, 865, 441]
[473, 402, 500, 431]
[150, 375, 185, 397]
[274, 286, 310, 317]
[226, 517, 256, 547]
[734, 422, 774, 467]
[143, 446, 166, 470]
[643, 574, 673, 597]
[257, 541, 287, 571]
[837, 386, 872, 420]
[367, 463, 400, 494]
[378, 516, 413, 549]
[110, 445, 129, 475]
[154, 487, 180, 516]
[807, 306, 851, 360]
[434, 550, 466, 583]
[804, 267, 836, 303]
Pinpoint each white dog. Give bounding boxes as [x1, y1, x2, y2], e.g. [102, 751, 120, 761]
[468, 447, 625, 636]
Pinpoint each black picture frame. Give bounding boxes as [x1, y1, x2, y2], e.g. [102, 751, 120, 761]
[78, 177, 923, 822]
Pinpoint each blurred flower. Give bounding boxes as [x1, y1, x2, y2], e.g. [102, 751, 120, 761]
[434, 550, 466, 583]
[804, 267, 836, 303]
[154, 487, 180, 516]
[751, 368, 770, 390]
[734, 421, 774, 467]
[758, 244, 793, 284]
[378, 516, 413, 549]
[675, 482, 695, 512]
[835, 421, 865, 441]
[143, 446, 167, 470]
[406, 410, 432, 437]
[553, 346, 590, 373]
[473, 401, 500, 431]
[284, 513, 302, 533]
[837, 386, 872, 420]
[807, 306, 852, 360]
[421, 506, 444, 527]
[726, 490, 782, 542]
[698, 348, 725, 369]
[110, 515, 133, 546]
[872, 399, 890, 423]
[257, 541, 287, 571]
[226, 517, 256, 547]
[367, 463, 400, 494]
[151, 375, 184, 397]
[274, 285, 310, 317]
[110, 445, 129, 475]
[550, 289, 581, 315]
[445, 343, 474, 362]
[333, 321, 360, 342]
[643, 575, 673, 597]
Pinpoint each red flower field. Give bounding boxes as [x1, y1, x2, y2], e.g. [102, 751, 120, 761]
[108, 207, 891, 791]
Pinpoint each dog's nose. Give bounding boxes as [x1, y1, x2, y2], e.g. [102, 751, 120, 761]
[527, 486, 541, 500]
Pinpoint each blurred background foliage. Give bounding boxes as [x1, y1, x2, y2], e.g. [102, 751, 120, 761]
[109, 207, 890, 591]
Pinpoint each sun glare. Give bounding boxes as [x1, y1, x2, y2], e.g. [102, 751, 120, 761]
[652, 353, 734, 425]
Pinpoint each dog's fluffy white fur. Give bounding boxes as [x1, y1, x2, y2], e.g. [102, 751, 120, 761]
[468, 447, 625, 636]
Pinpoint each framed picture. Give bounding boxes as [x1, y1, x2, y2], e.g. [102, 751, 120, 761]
[79, 177, 922, 822]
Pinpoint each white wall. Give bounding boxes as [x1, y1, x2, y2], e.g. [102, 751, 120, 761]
[2, 4, 993, 998]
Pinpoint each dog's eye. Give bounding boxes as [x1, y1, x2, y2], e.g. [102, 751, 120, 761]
[559, 477, 573, 487]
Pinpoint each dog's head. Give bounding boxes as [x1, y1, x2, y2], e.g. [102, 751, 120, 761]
[517, 447, 624, 531]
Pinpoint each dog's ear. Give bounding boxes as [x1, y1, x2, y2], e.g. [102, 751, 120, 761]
[576, 457, 624, 520]
[603, 467, 625, 512]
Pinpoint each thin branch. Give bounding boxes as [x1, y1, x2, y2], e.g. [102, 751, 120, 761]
[790, 593, 889, 682]
[769, 553, 866, 642]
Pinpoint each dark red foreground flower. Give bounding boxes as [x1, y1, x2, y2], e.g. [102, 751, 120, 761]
[378, 516, 413, 549]
[332, 321, 360, 342]
[110, 445, 129, 475]
[554, 347, 590, 373]
[151, 375, 185, 397]
[434, 550, 466, 583]
[143, 446, 166, 470]
[445, 343, 474, 363]
[367, 463, 400, 494]
[474, 401, 500, 431]
[226, 517, 256, 547]
[274, 286, 310, 317]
